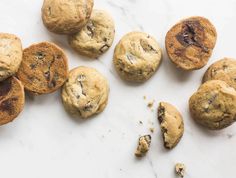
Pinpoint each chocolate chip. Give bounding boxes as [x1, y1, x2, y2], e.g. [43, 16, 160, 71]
[99, 44, 109, 53]
[35, 52, 45, 60]
[30, 63, 37, 69]
[86, 21, 95, 37]
[126, 53, 136, 64]
[140, 39, 157, 53]
[0, 97, 18, 115]
[44, 71, 50, 81]
[176, 20, 209, 52]
[0, 78, 12, 97]
[48, 79, 56, 88]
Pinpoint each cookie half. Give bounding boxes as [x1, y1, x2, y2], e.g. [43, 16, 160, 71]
[165, 16, 217, 70]
[0, 77, 25, 126]
[42, 0, 94, 34]
[0, 33, 22, 81]
[113, 32, 162, 82]
[61, 66, 109, 119]
[68, 9, 115, 58]
[158, 102, 184, 149]
[17, 42, 69, 95]
[203, 58, 236, 90]
[189, 80, 236, 130]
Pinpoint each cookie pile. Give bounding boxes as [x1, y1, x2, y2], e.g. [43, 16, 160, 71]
[0, 1, 235, 163]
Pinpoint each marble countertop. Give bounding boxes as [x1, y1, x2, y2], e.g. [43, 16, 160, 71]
[0, 0, 236, 178]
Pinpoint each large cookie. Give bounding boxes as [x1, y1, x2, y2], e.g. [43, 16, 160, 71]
[165, 16, 217, 70]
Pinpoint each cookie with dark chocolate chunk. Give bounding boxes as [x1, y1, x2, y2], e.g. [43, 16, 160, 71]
[0, 77, 25, 125]
[165, 16, 217, 70]
[17, 42, 69, 95]
[189, 80, 236, 130]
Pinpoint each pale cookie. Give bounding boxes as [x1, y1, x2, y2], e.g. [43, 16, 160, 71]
[189, 80, 236, 130]
[113, 32, 162, 82]
[61, 66, 109, 119]
[0, 77, 25, 126]
[158, 102, 184, 149]
[42, 0, 94, 34]
[203, 58, 236, 90]
[135, 135, 151, 157]
[166, 16, 217, 70]
[0, 33, 22, 81]
[175, 163, 186, 178]
[17, 42, 69, 95]
[68, 9, 115, 58]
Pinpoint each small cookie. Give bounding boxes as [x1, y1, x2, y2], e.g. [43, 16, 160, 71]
[165, 16, 217, 70]
[135, 135, 151, 157]
[42, 0, 94, 34]
[0, 77, 25, 126]
[0, 33, 22, 81]
[68, 9, 115, 58]
[61, 66, 109, 119]
[17, 42, 69, 95]
[113, 32, 162, 82]
[189, 80, 236, 130]
[158, 102, 184, 149]
[203, 58, 236, 90]
[175, 163, 186, 178]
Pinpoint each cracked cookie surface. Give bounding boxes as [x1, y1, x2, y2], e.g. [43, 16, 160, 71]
[68, 9, 115, 58]
[0, 33, 22, 81]
[158, 102, 184, 149]
[61, 66, 109, 119]
[17, 42, 69, 95]
[135, 135, 151, 157]
[203, 58, 236, 90]
[113, 32, 162, 82]
[42, 0, 94, 34]
[189, 80, 236, 130]
[165, 16, 217, 70]
[0, 77, 25, 126]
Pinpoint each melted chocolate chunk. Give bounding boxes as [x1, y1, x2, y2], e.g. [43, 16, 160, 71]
[99, 44, 109, 53]
[176, 20, 209, 52]
[0, 78, 12, 97]
[0, 97, 18, 115]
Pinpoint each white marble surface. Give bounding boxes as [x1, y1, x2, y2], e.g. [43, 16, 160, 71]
[0, 0, 236, 177]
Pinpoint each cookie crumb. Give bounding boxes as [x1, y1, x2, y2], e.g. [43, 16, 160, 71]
[175, 163, 185, 178]
[143, 96, 146, 100]
[139, 121, 143, 125]
[147, 100, 154, 108]
[135, 135, 151, 157]
[149, 128, 154, 133]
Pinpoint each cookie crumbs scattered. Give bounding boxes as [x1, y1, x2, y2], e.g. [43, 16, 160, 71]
[149, 128, 154, 133]
[135, 135, 151, 157]
[139, 121, 143, 125]
[175, 163, 185, 178]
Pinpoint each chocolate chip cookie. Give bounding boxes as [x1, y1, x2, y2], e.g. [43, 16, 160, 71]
[165, 16, 217, 70]
[42, 0, 94, 34]
[17, 42, 69, 95]
[203, 58, 236, 90]
[113, 32, 162, 82]
[68, 9, 115, 58]
[158, 102, 184, 149]
[61, 66, 109, 119]
[189, 80, 236, 130]
[0, 77, 25, 126]
[0, 33, 22, 81]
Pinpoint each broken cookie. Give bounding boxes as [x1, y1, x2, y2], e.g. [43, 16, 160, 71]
[189, 80, 236, 130]
[158, 102, 184, 149]
[175, 163, 185, 178]
[135, 135, 151, 157]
